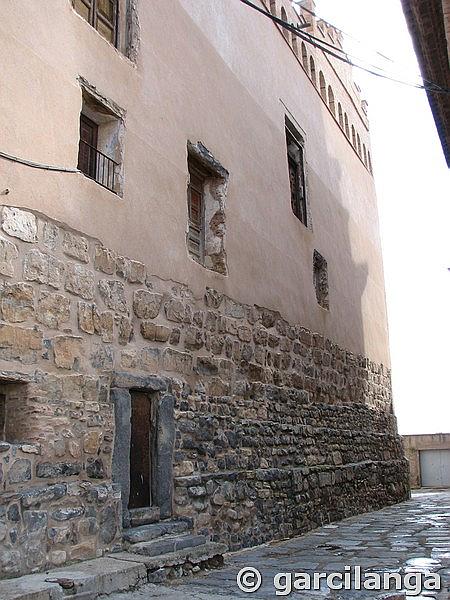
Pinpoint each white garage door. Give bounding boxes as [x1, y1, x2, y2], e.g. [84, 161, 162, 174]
[419, 449, 450, 488]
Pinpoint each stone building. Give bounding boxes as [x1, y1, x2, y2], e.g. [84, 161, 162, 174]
[0, 0, 409, 580]
[401, 0, 450, 166]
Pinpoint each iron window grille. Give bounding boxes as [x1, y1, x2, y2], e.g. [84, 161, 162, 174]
[78, 114, 118, 193]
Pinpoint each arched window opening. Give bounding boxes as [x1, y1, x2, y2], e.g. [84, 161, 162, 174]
[310, 56, 317, 87]
[328, 86, 335, 116]
[291, 32, 298, 54]
[319, 71, 327, 101]
[338, 103, 344, 128]
[363, 144, 367, 166]
[270, 0, 276, 16]
[357, 134, 362, 156]
[368, 151, 373, 174]
[351, 125, 356, 148]
[280, 7, 289, 40]
[344, 113, 349, 138]
[301, 42, 308, 72]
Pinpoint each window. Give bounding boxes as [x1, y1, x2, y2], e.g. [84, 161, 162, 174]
[368, 151, 373, 174]
[72, 0, 139, 60]
[77, 81, 125, 195]
[313, 250, 329, 310]
[310, 56, 317, 87]
[363, 144, 368, 167]
[357, 134, 362, 157]
[338, 103, 344, 129]
[73, 0, 118, 45]
[291, 32, 298, 55]
[351, 125, 356, 148]
[270, 0, 277, 16]
[280, 7, 289, 40]
[328, 86, 335, 116]
[301, 42, 308, 72]
[286, 118, 307, 226]
[344, 113, 350, 138]
[319, 72, 327, 102]
[186, 142, 229, 274]
[0, 380, 29, 443]
[187, 159, 207, 262]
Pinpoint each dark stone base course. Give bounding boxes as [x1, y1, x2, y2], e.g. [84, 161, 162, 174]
[172, 386, 410, 551]
[0, 482, 121, 579]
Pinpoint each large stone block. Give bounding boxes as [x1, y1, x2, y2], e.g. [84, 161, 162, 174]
[1, 282, 34, 322]
[2, 206, 37, 242]
[53, 335, 83, 369]
[133, 289, 163, 319]
[24, 250, 65, 289]
[162, 348, 193, 374]
[0, 323, 42, 350]
[65, 263, 95, 299]
[98, 280, 128, 313]
[36, 291, 70, 329]
[94, 244, 116, 274]
[140, 321, 170, 342]
[43, 222, 59, 250]
[0, 235, 18, 277]
[62, 230, 90, 263]
[8, 459, 32, 483]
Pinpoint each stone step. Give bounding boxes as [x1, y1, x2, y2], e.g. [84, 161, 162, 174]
[130, 533, 207, 557]
[123, 519, 190, 544]
[111, 540, 228, 573]
[129, 506, 160, 527]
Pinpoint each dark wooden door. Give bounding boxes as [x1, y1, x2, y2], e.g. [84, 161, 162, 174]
[129, 391, 152, 509]
[78, 114, 98, 179]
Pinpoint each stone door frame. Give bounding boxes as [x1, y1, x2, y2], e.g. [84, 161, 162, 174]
[111, 372, 175, 528]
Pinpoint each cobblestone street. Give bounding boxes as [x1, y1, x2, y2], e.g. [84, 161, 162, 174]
[108, 490, 450, 599]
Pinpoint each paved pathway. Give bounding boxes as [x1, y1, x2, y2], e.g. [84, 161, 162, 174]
[107, 490, 450, 599]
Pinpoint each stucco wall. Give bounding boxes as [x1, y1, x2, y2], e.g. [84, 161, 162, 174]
[0, 0, 390, 365]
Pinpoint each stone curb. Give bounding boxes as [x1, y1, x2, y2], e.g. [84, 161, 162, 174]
[0, 557, 146, 600]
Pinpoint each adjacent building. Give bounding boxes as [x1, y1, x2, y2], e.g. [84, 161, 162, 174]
[0, 0, 409, 580]
[401, 0, 450, 166]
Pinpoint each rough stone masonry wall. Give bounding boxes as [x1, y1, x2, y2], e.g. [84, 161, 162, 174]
[0, 204, 409, 578]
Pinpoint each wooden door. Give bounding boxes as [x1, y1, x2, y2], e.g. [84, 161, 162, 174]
[129, 391, 152, 509]
[78, 114, 98, 179]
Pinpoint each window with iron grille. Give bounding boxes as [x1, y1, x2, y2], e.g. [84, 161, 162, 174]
[186, 142, 229, 275]
[285, 119, 308, 226]
[77, 82, 125, 195]
[73, 0, 118, 45]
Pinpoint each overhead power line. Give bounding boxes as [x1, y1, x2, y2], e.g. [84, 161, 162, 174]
[237, 0, 450, 95]
[293, 2, 394, 63]
[293, 1, 446, 92]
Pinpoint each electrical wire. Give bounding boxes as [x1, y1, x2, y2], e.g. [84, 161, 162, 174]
[293, 1, 445, 92]
[293, 2, 394, 63]
[237, 0, 450, 94]
[0, 150, 79, 173]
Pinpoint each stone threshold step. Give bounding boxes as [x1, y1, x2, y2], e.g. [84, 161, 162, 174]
[0, 556, 146, 600]
[123, 519, 190, 544]
[111, 541, 228, 571]
[130, 533, 207, 557]
[129, 506, 160, 527]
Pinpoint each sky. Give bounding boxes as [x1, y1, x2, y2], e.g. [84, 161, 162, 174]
[315, 0, 450, 435]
